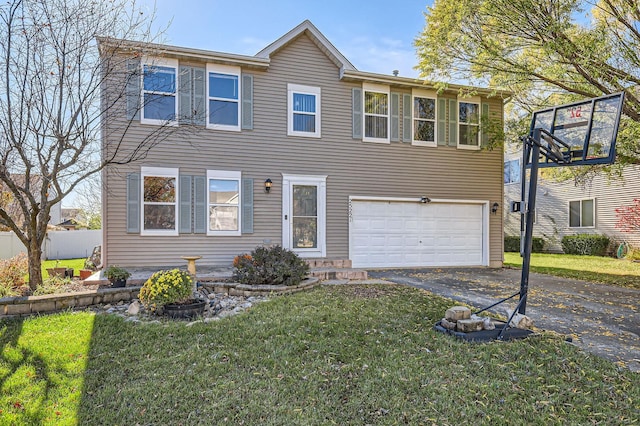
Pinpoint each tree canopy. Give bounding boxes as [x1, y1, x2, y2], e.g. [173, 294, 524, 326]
[0, 0, 168, 289]
[415, 0, 640, 162]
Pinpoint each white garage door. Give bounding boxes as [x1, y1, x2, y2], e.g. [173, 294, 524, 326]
[350, 200, 485, 268]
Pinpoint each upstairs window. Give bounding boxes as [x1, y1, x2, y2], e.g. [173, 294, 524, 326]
[569, 199, 595, 228]
[288, 84, 321, 138]
[504, 159, 521, 184]
[141, 167, 179, 236]
[458, 99, 481, 149]
[363, 83, 390, 143]
[207, 170, 241, 236]
[207, 64, 241, 131]
[412, 89, 437, 147]
[141, 58, 178, 125]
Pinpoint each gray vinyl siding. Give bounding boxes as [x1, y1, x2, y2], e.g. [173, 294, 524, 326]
[103, 34, 505, 267]
[504, 160, 640, 253]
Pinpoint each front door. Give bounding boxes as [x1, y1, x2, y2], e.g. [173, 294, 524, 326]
[282, 174, 326, 258]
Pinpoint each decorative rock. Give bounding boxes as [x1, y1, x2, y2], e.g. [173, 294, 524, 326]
[440, 318, 457, 330]
[127, 301, 141, 315]
[456, 319, 485, 333]
[445, 306, 471, 322]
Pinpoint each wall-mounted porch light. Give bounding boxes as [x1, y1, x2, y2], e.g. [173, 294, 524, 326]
[491, 202, 499, 214]
[264, 178, 273, 193]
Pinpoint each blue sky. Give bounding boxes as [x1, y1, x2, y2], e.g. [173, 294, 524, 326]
[140, 0, 432, 78]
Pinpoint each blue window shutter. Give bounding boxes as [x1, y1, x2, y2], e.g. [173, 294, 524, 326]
[179, 66, 193, 124]
[126, 59, 140, 121]
[437, 98, 446, 146]
[390, 92, 400, 142]
[194, 176, 207, 234]
[448, 99, 458, 146]
[352, 87, 363, 139]
[126, 173, 140, 233]
[193, 67, 206, 126]
[241, 74, 253, 130]
[402, 94, 412, 143]
[179, 175, 192, 233]
[481, 103, 490, 147]
[241, 178, 254, 234]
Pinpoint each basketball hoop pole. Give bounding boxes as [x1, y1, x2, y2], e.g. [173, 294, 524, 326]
[519, 128, 542, 315]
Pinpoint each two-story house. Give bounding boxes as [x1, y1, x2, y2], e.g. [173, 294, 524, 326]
[99, 20, 508, 269]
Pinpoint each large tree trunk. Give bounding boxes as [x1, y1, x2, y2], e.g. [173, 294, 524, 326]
[27, 238, 44, 291]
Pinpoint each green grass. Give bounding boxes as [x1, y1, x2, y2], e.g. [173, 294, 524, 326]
[1, 285, 638, 425]
[504, 252, 640, 289]
[41, 258, 85, 278]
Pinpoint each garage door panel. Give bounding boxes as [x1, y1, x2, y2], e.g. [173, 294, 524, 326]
[351, 201, 485, 268]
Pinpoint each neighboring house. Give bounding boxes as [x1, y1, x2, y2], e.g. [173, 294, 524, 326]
[100, 20, 508, 269]
[504, 149, 640, 252]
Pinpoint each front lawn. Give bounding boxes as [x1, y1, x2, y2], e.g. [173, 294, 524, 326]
[504, 252, 640, 289]
[41, 258, 86, 278]
[1, 285, 638, 424]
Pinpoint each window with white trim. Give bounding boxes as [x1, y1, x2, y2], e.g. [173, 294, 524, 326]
[363, 83, 390, 143]
[141, 57, 178, 125]
[458, 98, 481, 149]
[206, 64, 241, 131]
[569, 199, 594, 228]
[141, 167, 179, 235]
[288, 84, 321, 137]
[207, 170, 241, 236]
[504, 159, 521, 184]
[412, 89, 437, 146]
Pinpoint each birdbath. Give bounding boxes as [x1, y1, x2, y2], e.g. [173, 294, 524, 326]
[181, 256, 202, 295]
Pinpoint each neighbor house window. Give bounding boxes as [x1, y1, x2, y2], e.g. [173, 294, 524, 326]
[141, 57, 178, 125]
[207, 170, 241, 236]
[288, 84, 321, 137]
[458, 98, 480, 149]
[141, 167, 179, 235]
[569, 199, 594, 227]
[363, 83, 390, 143]
[412, 89, 437, 146]
[504, 159, 521, 184]
[206, 64, 241, 131]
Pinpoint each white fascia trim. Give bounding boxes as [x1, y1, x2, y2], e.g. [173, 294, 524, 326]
[362, 82, 390, 144]
[349, 195, 488, 204]
[412, 88, 438, 147]
[206, 169, 242, 236]
[140, 166, 179, 236]
[140, 57, 179, 127]
[287, 83, 321, 138]
[206, 63, 241, 132]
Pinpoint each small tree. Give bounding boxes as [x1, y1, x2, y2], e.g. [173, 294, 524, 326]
[615, 199, 640, 233]
[0, 0, 175, 290]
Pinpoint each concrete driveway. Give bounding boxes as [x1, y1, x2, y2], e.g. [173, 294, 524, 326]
[368, 267, 640, 372]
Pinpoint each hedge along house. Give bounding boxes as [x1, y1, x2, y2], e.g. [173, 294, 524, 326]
[99, 20, 509, 269]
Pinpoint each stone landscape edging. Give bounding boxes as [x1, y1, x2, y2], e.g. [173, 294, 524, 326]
[0, 277, 320, 317]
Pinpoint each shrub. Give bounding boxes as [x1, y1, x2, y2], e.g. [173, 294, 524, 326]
[33, 276, 73, 296]
[0, 252, 28, 292]
[504, 236, 545, 253]
[561, 234, 610, 256]
[233, 245, 309, 286]
[139, 269, 193, 312]
[103, 265, 131, 281]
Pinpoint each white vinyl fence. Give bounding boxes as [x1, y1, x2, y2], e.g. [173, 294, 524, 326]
[0, 230, 102, 260]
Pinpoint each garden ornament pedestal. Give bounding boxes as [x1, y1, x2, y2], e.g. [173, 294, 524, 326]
[181, 255, 202, 296]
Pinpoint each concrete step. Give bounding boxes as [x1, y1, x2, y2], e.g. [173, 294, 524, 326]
[306, 258, 352, 268]
[310, 268, 367, 280]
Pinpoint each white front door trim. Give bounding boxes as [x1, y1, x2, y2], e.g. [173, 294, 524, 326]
[348, 196, 490, 267]
[282, 174, 327, 258]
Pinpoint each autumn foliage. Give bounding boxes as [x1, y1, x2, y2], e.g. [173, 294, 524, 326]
[615, 199, 640, 233]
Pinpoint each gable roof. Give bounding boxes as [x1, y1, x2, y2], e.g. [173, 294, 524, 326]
[256, 20, 356, 73]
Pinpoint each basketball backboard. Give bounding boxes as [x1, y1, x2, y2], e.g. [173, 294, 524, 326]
[526, 92, 625, 167]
